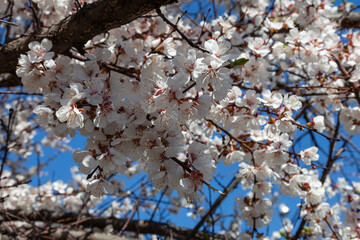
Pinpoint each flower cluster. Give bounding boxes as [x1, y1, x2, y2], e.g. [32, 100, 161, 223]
[3, 0, 360, 239]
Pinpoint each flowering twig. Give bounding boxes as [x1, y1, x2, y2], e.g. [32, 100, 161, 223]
[0, 179, 31, 189]
[67, 51, 140, 81]
[170, 157, 223, 194]
[205, 119, 253, 154]
[290, 120, 340, 142]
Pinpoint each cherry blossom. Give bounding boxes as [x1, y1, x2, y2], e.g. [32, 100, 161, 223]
[312, 116, 326, 133]
[300, 147, 319, 165]
[2, 0, 360, 239]
[27, 38, 54, 63]
[56, 103, 84, 128]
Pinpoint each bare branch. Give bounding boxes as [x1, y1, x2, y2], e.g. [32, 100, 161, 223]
[0, 210, 226, 240]
[0, 19, 17, 26]
[188, 176, 241, 239]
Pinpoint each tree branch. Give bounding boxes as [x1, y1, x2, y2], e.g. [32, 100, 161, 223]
[188, 176, 241, 239]
[0, 210, 226, 240]
[0, 0, 173, 78]
[340, 12, 360, 29]
[0, 73, 22, 88]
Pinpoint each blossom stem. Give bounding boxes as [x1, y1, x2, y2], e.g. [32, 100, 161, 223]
[291, 120, 340, 142]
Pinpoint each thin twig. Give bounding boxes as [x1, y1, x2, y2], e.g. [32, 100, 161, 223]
[206, 119, 253, 153]
[187, 176, 241, 239]
[324, 218, 340, 240]
[119, 186, 144, 236]
[149, 187, 168, 221]
[320, 111, 341, 184]
[290, 120, 340, 142]
[67, 51, 140, 81]
[0, 109, 14, 185]
[0, 91, 42, 95]
[29, 0, 41, 28]
[0, 19, 17, 26]
[182, 82, 196, 94]
[170, 157, 222, 194]
[156, 8, 210, 53]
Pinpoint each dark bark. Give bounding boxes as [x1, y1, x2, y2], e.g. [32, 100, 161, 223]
[341, 12, 360, 29]
[0, 73, 22, 88]
[0, 210, 226, 240]
[0, 0, 172, 77]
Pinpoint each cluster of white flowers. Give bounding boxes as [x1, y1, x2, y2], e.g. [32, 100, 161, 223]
[0, 168, 100, 215]
[1, 0, 359, 238]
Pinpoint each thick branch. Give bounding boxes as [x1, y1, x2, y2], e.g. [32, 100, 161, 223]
[0, 73, 21, 88]
[341, 12, 360, 29]
[1, 210, 226, 240]
[0, 0, 173, 77]
[0, 229, 137, 240]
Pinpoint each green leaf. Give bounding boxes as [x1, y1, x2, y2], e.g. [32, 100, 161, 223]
[232, 58, 249, 66]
